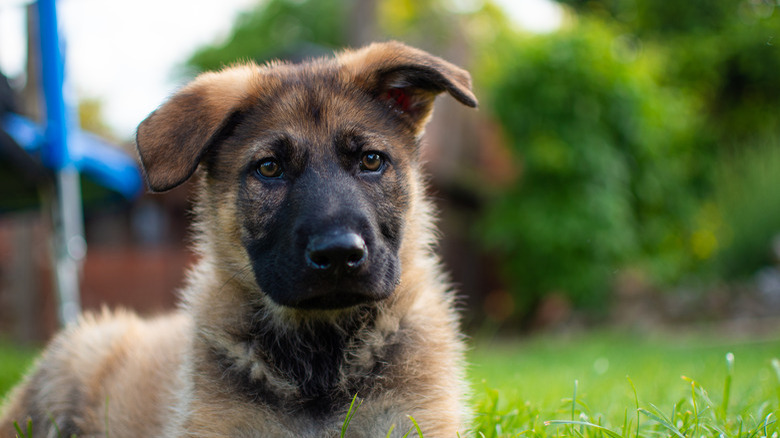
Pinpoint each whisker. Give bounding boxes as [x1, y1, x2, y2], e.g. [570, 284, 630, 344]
[216, 262, 255, 294]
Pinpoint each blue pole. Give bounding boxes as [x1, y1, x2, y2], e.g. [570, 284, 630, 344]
[36, 0, 84, 326]
[37, 0, 69, 170]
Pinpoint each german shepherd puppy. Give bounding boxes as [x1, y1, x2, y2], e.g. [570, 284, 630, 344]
[0, 41, 477, 437]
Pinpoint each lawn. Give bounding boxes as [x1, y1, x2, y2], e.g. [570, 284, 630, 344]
[0, 341, 37, 401]
[1, 329, 779, 437]
[468, 329, 780, 437]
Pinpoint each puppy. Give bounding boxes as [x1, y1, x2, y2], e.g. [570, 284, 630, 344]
[0, 41, 477, 437]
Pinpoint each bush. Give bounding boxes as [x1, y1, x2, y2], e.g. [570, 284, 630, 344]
[478, 19, 703, 316]
[187, 0, 348, 72]
[558, 0, 780, 145]
[710, 142, 780, 279]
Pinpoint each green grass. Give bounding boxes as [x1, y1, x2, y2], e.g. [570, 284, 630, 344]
[0, 340, 37, 398]
[467, 330, 780, 437]
[2, 330, 779, 437]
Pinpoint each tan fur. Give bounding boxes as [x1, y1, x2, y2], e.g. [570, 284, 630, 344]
[0, 41, 477, 437]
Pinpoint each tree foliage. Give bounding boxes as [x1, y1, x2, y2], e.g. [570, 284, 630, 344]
[479, 19, 704, 314]
[188, 0, 349, 72]
[557, 0, 780, 143]
[553, 0, 780, 282]
[477, 1, 780, 319]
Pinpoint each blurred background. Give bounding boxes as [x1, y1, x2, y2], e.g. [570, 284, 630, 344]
[1, 0, 779, 343]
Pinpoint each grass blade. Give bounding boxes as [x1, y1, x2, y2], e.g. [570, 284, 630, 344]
[408, 416, 424, 437]
[683, 376, 699, 438]
[48, 413, 63, 437]
[771, 358, 780, 403]
[545, 420, 624, 438]
[745, 413, 776, 438]
[571, 380, 578, 422]
[761, 413, 775, 438]
[721, 352, 735, 418]
[13, 420, 28, 438]
[400, 424, 417, 438]
[621, 408, 629, 438]
[639, 406, 685, 438]
[340, 394, 363, 438]
[626, 376, 640, 438]
[12, 422, 22, 438]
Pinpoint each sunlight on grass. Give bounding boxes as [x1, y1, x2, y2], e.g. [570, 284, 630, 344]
[468, 330, 780, 437]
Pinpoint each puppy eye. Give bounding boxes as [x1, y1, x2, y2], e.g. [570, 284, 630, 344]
[359, 152, 383, 172]
[255, 158, 284, 179]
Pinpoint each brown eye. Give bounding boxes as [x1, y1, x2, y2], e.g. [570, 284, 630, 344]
[360, 152, 383, 172]
[256, 159, 283, 178]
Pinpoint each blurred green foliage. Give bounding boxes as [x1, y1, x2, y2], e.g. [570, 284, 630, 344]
[477, 0, 780, 318]
[558, 0, 780, 143]
[711, 143, 780, 279]
[187, 0, 495, 72]
[478, 19, 704, 313]
[188, 0, 348, 71]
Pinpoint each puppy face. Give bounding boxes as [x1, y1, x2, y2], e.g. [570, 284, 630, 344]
[135, 42, 477, 311]
[213, 75, 414, 309]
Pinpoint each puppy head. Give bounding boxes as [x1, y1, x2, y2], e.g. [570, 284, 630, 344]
[136, 41, 477, 311]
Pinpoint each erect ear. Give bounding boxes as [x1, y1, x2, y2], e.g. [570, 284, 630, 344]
[135, 64, 259, 192]
[338, 41, 478, 135]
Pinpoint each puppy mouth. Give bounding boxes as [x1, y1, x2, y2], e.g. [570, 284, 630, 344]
[291, 291, 381, 310]
[253, 257, 398, 310]
[272, 270, 397, 310]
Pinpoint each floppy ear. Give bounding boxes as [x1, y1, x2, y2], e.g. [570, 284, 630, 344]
[338, 41, 478, 135]
[135, 64, 259, 192]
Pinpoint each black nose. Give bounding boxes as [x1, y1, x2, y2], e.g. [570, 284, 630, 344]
[305, 231, 367, 274]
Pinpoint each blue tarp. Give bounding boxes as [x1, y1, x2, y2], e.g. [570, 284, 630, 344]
[2, 113, 143, 199]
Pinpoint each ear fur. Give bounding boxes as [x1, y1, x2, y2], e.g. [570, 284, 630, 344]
[338, 41, 478, 133]
[135, 64, 259, 192]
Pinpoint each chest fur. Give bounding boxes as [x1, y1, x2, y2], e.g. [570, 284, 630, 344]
[201, 307, 408, 419]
